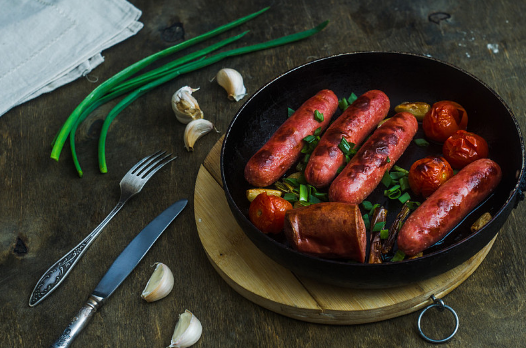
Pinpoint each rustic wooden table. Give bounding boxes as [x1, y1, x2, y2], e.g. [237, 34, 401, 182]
[1, 1, 525, 347]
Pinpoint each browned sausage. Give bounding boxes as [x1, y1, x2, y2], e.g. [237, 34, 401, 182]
[283, 202, 367, 262]
[304, 90, 390, 188]
[328, 112, 418, 204]
[397, 158, 502, 256]
[244, 89, 339, 187]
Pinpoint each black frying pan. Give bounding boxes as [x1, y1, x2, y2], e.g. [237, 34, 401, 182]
[221, 52, 525, 288]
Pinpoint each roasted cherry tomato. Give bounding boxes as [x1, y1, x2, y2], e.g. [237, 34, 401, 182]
[248, 192, 293, 234]
[422, 101, 468, 143]
[408, 156, 454, 198]
[442, 130, 489, 169]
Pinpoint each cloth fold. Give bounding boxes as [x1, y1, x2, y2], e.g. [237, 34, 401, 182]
[0, 0, 143, 117]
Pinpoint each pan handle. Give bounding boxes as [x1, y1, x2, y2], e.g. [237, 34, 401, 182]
[417, 295, 459, 344]
[514, 169, 526, 208]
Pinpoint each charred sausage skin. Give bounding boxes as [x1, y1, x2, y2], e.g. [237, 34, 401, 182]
[328, 112, 418, 204]
[397, 158, 502, 256]
[244, 89, 339, 187]
[304, 90, 390, 188]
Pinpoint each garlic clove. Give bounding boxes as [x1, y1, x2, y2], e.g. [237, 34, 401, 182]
[216, 68, 247, 102]
[168, 310, 203, 348]
[172, 86, 204, 124]
[141, 263, 174, 302]
[184, 119, 218, 151]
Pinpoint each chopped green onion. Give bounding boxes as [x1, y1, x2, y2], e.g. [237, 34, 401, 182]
[283, 178, 300, 187]
[393, 165, 409, 174]
[406, 201, 421, 210]
[384, 185, 401, 199]
[314, 110, 324, 122]
[309, 195, 322, 204]
[399, 176, 410, 192]
[389, 171, 406, 181]
[287, 107, 295, 117]
[283, 192, 298, 202]
[414, 138, 430, 147]
[303, 135, 318, 143]
[299, 184, 309, 202]
[362, 200, 373, 211]
[373, 221, 386, 232]
[314, 127, 322, 136]
[348, 92, 358, 104]
[386, 156, 391, 163]
[338, 98, 349, 110]
[391, 250, 406, 262]
[398, 192, 412, 204]
[380, 229, 389, 239]
[381, 171, 392, 188]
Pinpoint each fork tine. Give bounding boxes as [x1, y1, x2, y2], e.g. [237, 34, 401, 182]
[140, 154, 177, 180]
[128, 150, 164, 175]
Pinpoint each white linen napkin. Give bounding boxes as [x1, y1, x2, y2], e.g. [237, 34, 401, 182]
[0, 0, 143, 117]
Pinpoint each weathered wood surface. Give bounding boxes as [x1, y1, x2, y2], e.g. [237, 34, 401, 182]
[1, 1, 525, 347]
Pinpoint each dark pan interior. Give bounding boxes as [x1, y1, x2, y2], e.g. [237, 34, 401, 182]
[221, 52, 525, 288]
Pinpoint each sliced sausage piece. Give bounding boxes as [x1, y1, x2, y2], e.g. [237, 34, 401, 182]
[328, 112, 418, 204]
[283, 202, 367, 262]
[397, 158, 502, 256]
[305, 90, 390, 188]
[244, 89, 339, 187]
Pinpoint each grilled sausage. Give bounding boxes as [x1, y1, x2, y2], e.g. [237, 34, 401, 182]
[304, 90, 390, 188]
[328, 112, 418, 204]
[244, 89, 339, 187]
[283, 202, 367, 262]
[397, 158, 502, 256]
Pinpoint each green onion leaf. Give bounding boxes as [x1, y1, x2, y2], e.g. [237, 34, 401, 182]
[303, 135, 318, 143]
[393, 165, 409, 174]
[348, 93, 358, 104]
[283, 192, 298, 202]
[338, 98, 349, 110]
[380, 229, 389, 239]
[414, 138, 430, 147]
[314, 110, 324, 122]
[361, 200, 373, 211]
[299, 184, 309, 202]
[406, 201, 421, 210]
[283, 178, 300, 187]
[373, 221, 386, 232]
[287, 107, 295, 117]
[384, 185, 401, 199]
[381, 171, 392, 188]
[399, 177, 410, 192]
[363, 214, 371, 230]
[398, 192, 412, 204]
[391, 250, 406, 262]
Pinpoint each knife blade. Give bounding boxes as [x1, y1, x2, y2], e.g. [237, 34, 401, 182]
[50, 199, 187, 348]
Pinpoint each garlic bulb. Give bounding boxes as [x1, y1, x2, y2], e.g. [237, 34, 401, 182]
[141, 263, 174, 302]
[168, 310, 203, 348]
[172, 86, 204, 124]
[184, 119, 217, 151]
[216, 68, 246, 101]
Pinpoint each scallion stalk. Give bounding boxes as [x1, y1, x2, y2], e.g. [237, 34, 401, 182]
[50, 6, 270, 161]
[98, 20, 330, 173]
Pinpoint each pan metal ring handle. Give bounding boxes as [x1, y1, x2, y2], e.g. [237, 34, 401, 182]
[417, 295, 459, 344]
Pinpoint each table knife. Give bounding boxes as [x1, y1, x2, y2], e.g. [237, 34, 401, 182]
[49, 199, 188, 348]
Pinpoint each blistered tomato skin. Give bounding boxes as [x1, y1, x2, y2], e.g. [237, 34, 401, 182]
[248, 193, 293, 234]
[408, 156, 454, 198]
[422, 101, 468, 143]
[443, 130, 489, 169]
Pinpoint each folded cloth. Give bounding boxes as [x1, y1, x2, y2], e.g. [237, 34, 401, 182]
[0, 0, 143, 117]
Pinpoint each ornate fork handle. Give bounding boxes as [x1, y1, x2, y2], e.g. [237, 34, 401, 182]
[29, 199, 128, 307]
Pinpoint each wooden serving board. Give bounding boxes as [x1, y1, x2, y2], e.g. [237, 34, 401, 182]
[194, 136, 496, 325]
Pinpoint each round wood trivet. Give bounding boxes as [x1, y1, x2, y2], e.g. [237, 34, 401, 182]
[194, 136, 496, 324]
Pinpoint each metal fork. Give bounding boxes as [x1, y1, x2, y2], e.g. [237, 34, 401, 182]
[29, 151, 176, 307]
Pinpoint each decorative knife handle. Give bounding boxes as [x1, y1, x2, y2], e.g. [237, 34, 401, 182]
[29, 202, 125, 306]
[50, 294, 103, 348]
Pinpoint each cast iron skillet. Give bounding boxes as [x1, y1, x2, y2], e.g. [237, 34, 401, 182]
[221, 52, 526, 288]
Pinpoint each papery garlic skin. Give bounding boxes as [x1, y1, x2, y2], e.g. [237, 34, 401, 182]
[141, 263, 174, 302]
[184, 119, 216, 151]
[216, 68, 246, 102]
[169, 310, 203, 348]
[172, 86, 204, 124]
